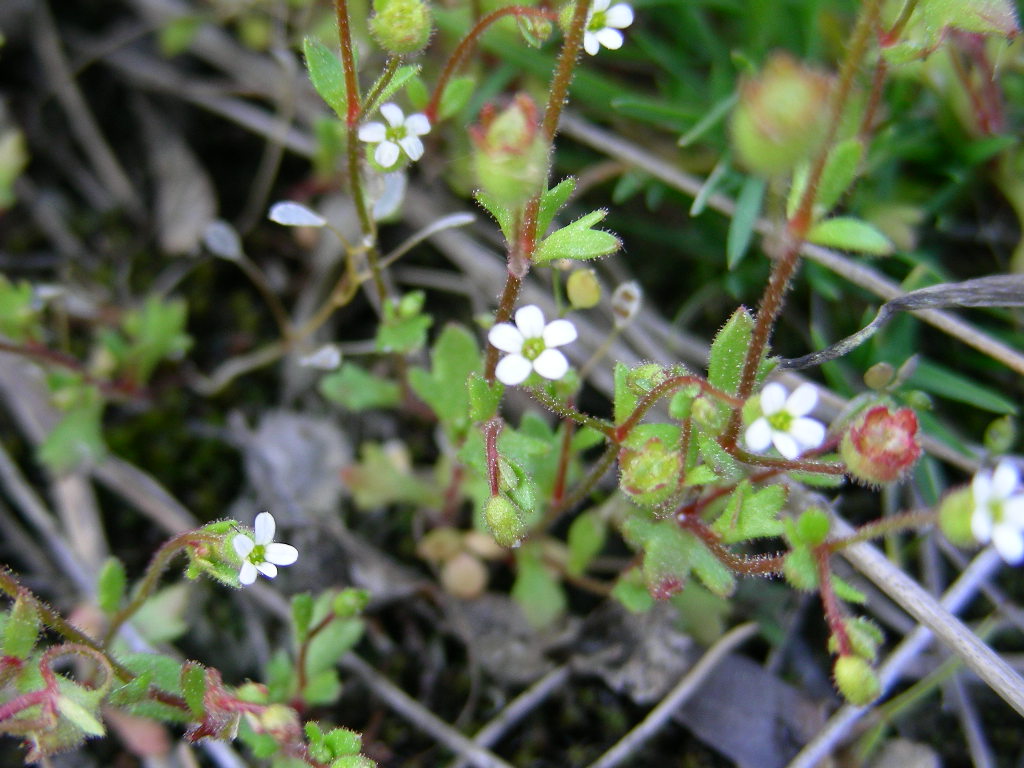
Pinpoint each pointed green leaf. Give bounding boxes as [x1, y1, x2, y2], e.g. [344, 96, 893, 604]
[304, 37, 348, 119]
[181, 663, 207, 717]
[475, 191, 514, 242]
[97, 557, 126, 614]
[712, 481, 786, 543]
[439, 76, 476, 120]
[536, 177, 577, 236]
[57, 696, 105, 737]
[707, 307, 754, 395]
[3, 596, 39, 658]
[807, 217, 894, 255]
[613, 361, 637, 425]
[320, 363, 402, 410]
[682, 530, 735, 597]
[534, 210, 620, 264]
[567, 511, 606, 576]
[468, 373, 504, 422]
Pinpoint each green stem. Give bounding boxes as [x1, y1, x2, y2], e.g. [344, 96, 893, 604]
[360, 56, 402, 119]
[826, 508, 937, 551]
[529, 387, 615, 437]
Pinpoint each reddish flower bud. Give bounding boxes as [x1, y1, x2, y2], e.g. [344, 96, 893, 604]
[840, 405, 921, 486]
[470, 94, 548, 207]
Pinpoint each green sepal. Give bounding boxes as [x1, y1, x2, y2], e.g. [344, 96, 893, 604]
[96, 557, 127, 614]
[806, 217, 894, 256]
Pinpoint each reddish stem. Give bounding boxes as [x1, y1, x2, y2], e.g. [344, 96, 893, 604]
[814, 544, 852, 656]
[334, 0, 361, 126]
[482, 418, 503, 496]
[615, 374, 742, 443]
[677, 514, 785, 576]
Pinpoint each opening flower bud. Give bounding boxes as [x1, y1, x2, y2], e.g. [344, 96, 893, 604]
[369, 0, 433, 54]
[471, 94, 548, 207]
[730, 53, 833, 177]
[840, 405, 921, 486]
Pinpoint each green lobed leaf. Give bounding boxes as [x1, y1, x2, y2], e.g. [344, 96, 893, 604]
[121, 295, 192, 383]
[534, 210, 621, 264]
[407, 324, 482, 440]
[303, 37, 348, 119]
[512, 544, 567, 628]
[566, 511, 606, 576]
[536, 177, 577, 236]
[320, 363, 402, 411]
[376, 292, 432, 353]
[712, 481, 786, 543]
[96, 557, 127, 614]
[726, 176, 765, 269]
[806, 217, 894, 256]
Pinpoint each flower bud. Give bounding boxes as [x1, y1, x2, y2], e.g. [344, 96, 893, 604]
[833, 654, 881, 706]
[619, 438, 682, 508]
[416, 527, 464, 562]
[937, 486, 975, 547]
[369, 0, 433, 54]
[863, 362, 895, 391]
[610, 281, 642, 328]
[730, 53, 833, 177]
[567, 268, 601, 309]
[840, 405, 921, 486]
[484, 495, 527, 548]
[471, 94, 548, 207]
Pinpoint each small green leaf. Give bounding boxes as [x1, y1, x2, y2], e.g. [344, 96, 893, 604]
[683, 464, 718, 486]
[304, 37, 348, 119]
[181, 663, 207, 717]
[712, 481, 786, 543]
[366, 64, 421, 113]
[567, 511, 606, 576]
[512, 544, 566, 628]
[3, 596, 38, 658]
[408, 324, 482, 439]
[807, 217, 894, 255]
[96, 557, 127, 614]
[405, 75, 429, 110]
[707, 307, 754, 395]
[695, 429, 741, 480]
[439, 76, 476, 120]
[468, 373, 503, 422]
[612, 567, 655, 613]
[57, 696, 105, 737]
[0, 275, 40, 341]
[291, 593, 315, 644]
[376, 292, 432, 353]
[534, 210, 620, 264]
[727, 176, 765, 269]
[613, 361, 637, 425]
[682, 530, 735, 597]
[320, 363, 402, 410]
[325, 727, 362, 756]
[38, 396, 106, 474]
[303, 669, 343, 706]
[832, 574, 867, 604]
[475, 191, 514, 241]
[815, 138, 864, 214]
[536, 177, 577, 236]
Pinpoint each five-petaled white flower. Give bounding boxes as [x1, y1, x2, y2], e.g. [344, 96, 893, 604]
[971, 460, 1024, 565]
[583, 0, 634, 56]
[488, 305, 577, 386]
[233, 512, 299, 586]
[358, 103, 430, 168]
[745, 382, 826, 460]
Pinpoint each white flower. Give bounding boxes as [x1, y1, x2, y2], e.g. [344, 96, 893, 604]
[971, 460, 1024, 564]
[488, 305, 577, 386]
[745, 382, 826, 460]
[357, 104, 430, 168]
[232, 512, 299, 586]
[583, 0, 634, 56]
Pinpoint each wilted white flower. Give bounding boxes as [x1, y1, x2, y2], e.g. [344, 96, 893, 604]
[610, 280, 642, 328]
[298, 344, 342, 370]
[745, 382, 826, 460]
[488, 305, 577, 385]
[583, 0, 634, 56]
[232, 511, 298, 586]
[358, 104, 430, 168]
[971, 460, 1024, 564]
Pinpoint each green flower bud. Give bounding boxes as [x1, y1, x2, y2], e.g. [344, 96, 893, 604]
[566, 268, 601, 309]
[484, 495, 527, 548]
[984, 415, 1016, 456]
[827, 617, 884, 662]
[369, 0, 433, 55]
[833, 654, 881, 706]
[731, 53, 833, 177]
[937, 486, 975, 547]
[471, 94, 548, 207]
[619, 438, 682, 508]
[863, 362, 895, 391]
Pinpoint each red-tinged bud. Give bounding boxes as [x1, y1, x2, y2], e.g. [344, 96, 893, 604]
[730, 53, 833, 177]
[471, 94, 548, 207]
[619, 438, 682, 509]
[840, 405, 921, 486]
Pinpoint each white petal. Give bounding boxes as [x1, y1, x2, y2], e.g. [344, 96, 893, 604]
[233, 534, 255, 558]
[488, 323, 525, 353]
[375, 141, 401, 168]
[398, 135, 424, 161]
[993, 525, 1024, 565]
[254, 512, 275, 545]
[255, 561, 278, 579]
[605, 4, 634, 28]
[239, 561, 258, 586]
[592, 0, 612, 12]
[973, 470, 993, 506]
[265, 543, 299, 566]
[789, 418, 826, 451]
[404, 113, 431, 136]
[514, 305, 546, 339]
[543, 319, 578, 348]
[1003, 496, 1024, 526]
[380, 103, 404, 127]
[203, 220, 242, 260]
[268, 202, 327, 228]
[772, 432, 800, 461]
[971, 508, 993, 543]
[534, 349, 569, 380]
[745, 418, 773, 452]
[298, 344, 342, 370]
[760, 382, 787, 415]
[495, 354, 533, 385]
[583, 32, 600, 55]
[786, 383, 819, 417]
[358, 122, 387, 143]
[594, 27, 624, 50]
[992, 461, 1020, 499]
